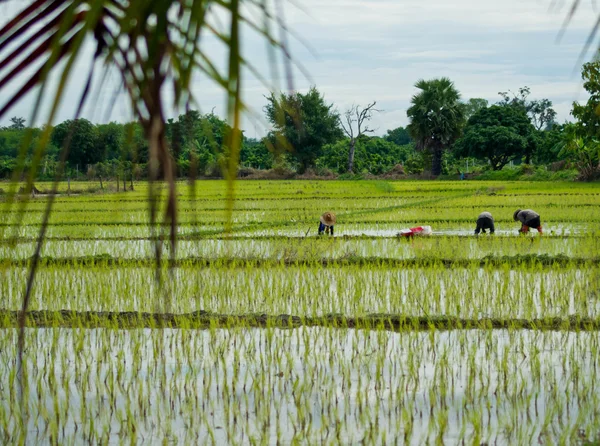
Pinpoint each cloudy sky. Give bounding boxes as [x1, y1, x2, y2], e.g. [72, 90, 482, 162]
[0, 0, 598, 136]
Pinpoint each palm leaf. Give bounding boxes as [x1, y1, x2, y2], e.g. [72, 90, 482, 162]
[0, 0, 291, 433]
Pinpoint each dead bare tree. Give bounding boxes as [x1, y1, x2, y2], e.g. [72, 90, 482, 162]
[339, 102, 380, 173]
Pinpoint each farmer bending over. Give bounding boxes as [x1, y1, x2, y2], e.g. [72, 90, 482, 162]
[319, 212, 336, 235]
[474, 211, 495, 235]
[514, 209, 542, 234]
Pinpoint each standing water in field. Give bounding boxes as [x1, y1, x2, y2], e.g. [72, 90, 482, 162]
[2, 180, 600, 444]
[0, 327, 598, 444]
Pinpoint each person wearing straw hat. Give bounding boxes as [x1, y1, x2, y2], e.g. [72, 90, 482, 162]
[319, 212, 336, 235]
[513, 209, 543, 234]
[474, 211, 495, 235]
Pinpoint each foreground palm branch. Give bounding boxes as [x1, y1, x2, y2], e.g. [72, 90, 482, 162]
[0, 0, 283, 224]
[0, 1, 286, 272]
[0, 0, 287, 416]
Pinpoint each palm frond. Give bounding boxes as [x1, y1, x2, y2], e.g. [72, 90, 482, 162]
[0, 0, 291, 430]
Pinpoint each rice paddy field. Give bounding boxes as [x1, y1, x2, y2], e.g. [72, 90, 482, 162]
[1, 179, 600, 444]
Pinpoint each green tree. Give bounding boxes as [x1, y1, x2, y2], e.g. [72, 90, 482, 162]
[167, 111, 233, 177]
[197, 113, 230, 152]
[464, 98, 489, 120]
[384, 127, 411, 146]
[0, 157, 17, 178]
[95, 162, 110, 189]
[497, 88, 553, 163]
[534, 124, 565, 165]
[50, 119, 100, 168]
[339, 102, 379, 173]
[558, 124, 600, 180]
[9, 117, 26, 130]
[167, 119, 184, 162]
[197, 112, 232, 176]
[572, 61, 600, 139]
[0, 128, 25, 158]
[265, 87, 343, 172]
[498, 86, 557, 161]
[498, 87, 557, 131]
[406, 77, 466, 176]
[317, 136, 415, 175]
[498, 86, 531, 111]
[454, 105, 536, 170]
[96, 122, 124, 161]
[240, 138, 273, 169]
[557, 61, 600, 179]
[529, 98, 557, 131]
[180, 110, 202, 137]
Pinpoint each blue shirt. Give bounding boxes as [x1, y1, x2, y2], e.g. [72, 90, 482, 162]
[318, 222, 334, 235]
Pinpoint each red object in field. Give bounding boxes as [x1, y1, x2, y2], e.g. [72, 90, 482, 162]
[399, 225, 433, 237]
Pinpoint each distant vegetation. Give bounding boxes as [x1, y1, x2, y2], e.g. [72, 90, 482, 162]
[2, 61, 600, 182]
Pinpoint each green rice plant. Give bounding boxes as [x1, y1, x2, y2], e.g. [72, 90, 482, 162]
[2, 179, 600, 442]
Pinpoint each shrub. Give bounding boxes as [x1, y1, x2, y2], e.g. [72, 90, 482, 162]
[404, 156, 424, 174]
[381, 164, 406, 179]
[238, 167, 257, 178]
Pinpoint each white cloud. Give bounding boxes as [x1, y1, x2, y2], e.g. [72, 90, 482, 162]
[288, 0, 596, 32]
[0, 0, 597, 134]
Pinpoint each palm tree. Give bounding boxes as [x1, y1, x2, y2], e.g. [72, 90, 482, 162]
[406, 78, 465, 176]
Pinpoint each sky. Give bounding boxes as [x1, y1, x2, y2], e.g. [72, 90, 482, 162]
[0, 0, 598, 137]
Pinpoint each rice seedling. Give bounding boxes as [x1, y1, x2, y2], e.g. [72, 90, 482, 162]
[1, 179, 600, 443]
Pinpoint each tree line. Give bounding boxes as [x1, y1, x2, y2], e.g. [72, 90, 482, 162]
[1, 61, 599, 181]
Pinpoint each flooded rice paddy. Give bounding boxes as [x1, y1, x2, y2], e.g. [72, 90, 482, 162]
[1, 328, 599, 444]
[1, 180, 600, 443]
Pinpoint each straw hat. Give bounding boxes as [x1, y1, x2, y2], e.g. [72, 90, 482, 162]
[320, 211, 336, 226]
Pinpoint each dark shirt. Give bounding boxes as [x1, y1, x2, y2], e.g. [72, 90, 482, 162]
[318, 222, 334, 235]
[516, 209, 540, 225]
[516, 209, 541, 232]
[475, 212, 495, 234]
